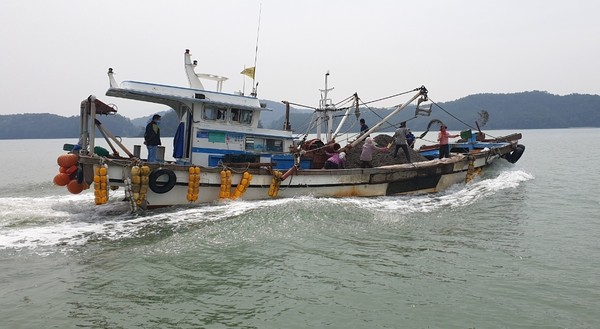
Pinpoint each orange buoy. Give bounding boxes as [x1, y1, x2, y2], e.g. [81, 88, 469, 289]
[59, 166, 68, 173]
[53, 173, 70, 186]
[57, 154, 78, 168]
[65, 165, 78, 175]
[67, 179, 84, 194]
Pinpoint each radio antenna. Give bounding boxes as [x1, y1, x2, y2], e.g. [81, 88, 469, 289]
[251, 4, 262, 96]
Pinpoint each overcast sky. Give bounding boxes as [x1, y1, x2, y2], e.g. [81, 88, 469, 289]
[1, 0, 599, 119]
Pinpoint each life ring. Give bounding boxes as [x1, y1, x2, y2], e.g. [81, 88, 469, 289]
[148, 168, 177, 194]
[504, 144, 525, 164]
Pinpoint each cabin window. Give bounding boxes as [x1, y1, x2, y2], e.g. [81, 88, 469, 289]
[266, 139, 283, 152]
[240, 109, 253, 124]
[245, 137, 255, 151]
[230, 108, 241, 122]
[203, 106, 226, 121]
[253, 138, 264, 151]
[230, 108, 252, 125]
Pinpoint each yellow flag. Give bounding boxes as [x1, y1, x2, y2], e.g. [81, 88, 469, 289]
[240, 67, 255, 79]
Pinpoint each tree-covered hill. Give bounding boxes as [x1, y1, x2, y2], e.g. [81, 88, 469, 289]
[1, 91, 598, 139]
[444, 91, 600, 129]
[0, 113, 141, 139]
[267, 91, 600, 133]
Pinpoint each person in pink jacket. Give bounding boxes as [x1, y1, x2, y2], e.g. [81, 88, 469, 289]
[437, 125, 459, 159]
[360, 137, 389, 168]
[324, 152, 346, 169]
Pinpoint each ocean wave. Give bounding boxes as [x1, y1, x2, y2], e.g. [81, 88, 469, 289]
[0, 169, 533, 252]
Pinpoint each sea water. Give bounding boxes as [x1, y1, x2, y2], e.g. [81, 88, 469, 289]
[0, 129, 599, 328]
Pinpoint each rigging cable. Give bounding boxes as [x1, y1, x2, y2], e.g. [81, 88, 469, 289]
[428, 97, 501, 139]
[428, 98, 473, 129]
[357, 97, 407, 131]
[334, 94, 356, 108]
[284, 101, 318, 111]
[360, 88, 419, 106]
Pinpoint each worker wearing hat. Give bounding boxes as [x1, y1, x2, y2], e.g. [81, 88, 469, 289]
[323, 151, 346, 169]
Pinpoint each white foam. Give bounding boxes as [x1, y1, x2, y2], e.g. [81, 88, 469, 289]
[290, 169, 534, 215]
[0, 192, 283, 250]
[0, 170, 534, 251]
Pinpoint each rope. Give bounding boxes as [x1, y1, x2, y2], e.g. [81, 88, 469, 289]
[357, 97, 401, 131]
[300, 143, 334, 155]
[218, 161, 251, 174]
[419, 137, 437, 144]
[428, 97, 503, 140]
[283, 101, 318, 111]
[360, 88, 419, 106]
[291, 111, 319, 142]
[428, 97, 474, 129]
[334, 94, 356, 108]
[290, 88, 418, 140]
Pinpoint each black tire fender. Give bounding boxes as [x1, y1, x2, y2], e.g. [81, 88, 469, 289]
[148, 168, 177, 194]
[505, 144, 525, 163]
[76, 164, 84, 184]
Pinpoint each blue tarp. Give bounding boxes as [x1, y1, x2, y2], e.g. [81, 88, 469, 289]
[173, 122, 184, 158]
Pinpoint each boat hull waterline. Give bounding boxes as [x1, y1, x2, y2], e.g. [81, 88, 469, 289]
[73, 146, 513, 209]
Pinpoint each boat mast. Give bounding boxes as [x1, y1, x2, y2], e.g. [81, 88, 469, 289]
[184, 49, 204, 90]
[318, 71, 335, 141]
[251, 4, 261, 97]
[332, 93, 357, 140]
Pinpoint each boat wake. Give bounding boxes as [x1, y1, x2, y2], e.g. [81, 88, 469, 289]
[0, 169, 533, 252]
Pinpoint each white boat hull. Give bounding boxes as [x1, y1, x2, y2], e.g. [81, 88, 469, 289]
[83, 152, 501, 209]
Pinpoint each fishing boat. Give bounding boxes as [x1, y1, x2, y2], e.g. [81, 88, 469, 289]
[53, 49, 525, 212]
